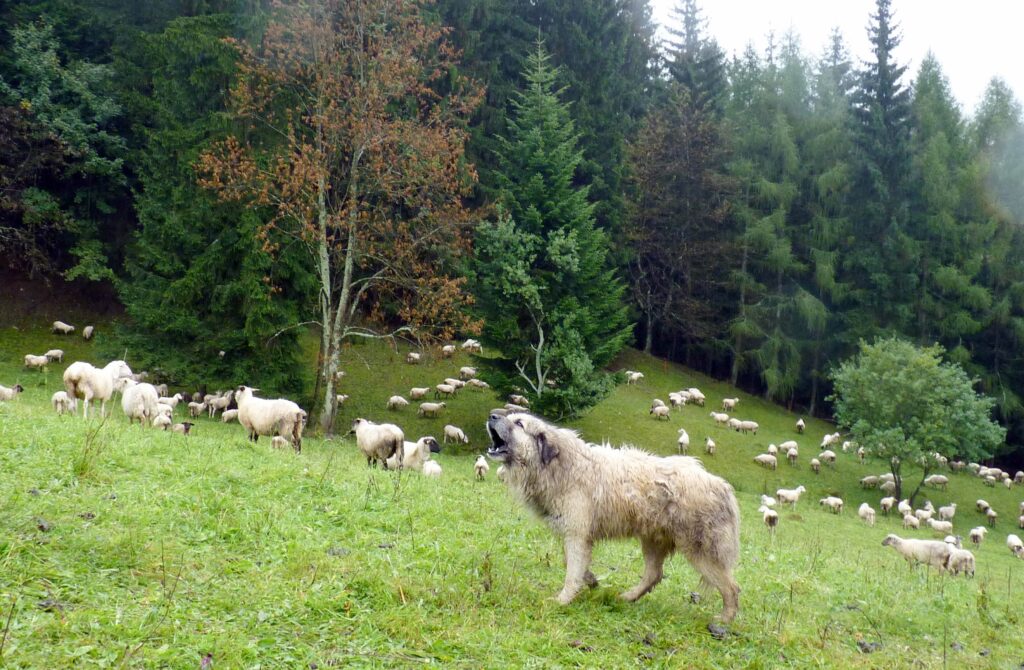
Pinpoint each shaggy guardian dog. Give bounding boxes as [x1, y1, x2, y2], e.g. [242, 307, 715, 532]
[487, 412, 741, 622]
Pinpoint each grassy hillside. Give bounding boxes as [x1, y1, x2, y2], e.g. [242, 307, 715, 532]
[1, 325, 1023, 668]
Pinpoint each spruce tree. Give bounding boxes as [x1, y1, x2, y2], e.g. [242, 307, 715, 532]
[475, 42, 632, 418]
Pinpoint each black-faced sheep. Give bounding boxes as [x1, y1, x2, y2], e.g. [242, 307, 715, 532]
[0, 384, 25, 401]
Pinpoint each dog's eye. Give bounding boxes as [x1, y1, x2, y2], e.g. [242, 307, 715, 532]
[514, 419, 523, 428]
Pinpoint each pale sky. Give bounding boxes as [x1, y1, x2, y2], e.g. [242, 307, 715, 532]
[649, 0, 1024, 115]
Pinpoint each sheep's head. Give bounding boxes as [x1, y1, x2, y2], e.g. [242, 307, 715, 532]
[424, 437, 441, 453]
[881, 535, 898, 547]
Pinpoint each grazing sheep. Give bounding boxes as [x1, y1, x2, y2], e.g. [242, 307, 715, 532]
[860, 475, 879, 489]
[821, 432, 841, 448]
[1015, 471, 1024, 484]
[467, 379, 490, 389]
[352, 418, 404, 468]
[650, 405, 670, 420]
[52, 320, 75, 335]
[435, 384, 456, 399]
[903, 514, 921, 529]
[461, 338, 482, 353]
[819, 496, 844, 514]
[856, 446, 866, 463]
[271, 436, 289, 450]
[938, 503, 957, 522]
[767, 444, 778, 457]
[924, 474, 949, 490]
[336, 394, 350, 406]
[172, 422, 194, 435]
[776, 486, 807, 509]
[444, 378, 467, 389]
[758, 505, 779, 533]
[705, 436, 716, 456]
[1008, 534, 1024, 558]
[760, 494, 777, 508]
[880, 496, 896, 515]
[726, 417, 741, 431]
[418, 402, 446, 418]
[915, 508, 934, 523]
[221, 409, 239, 423]
[927, 518, 954, 535]
[206, 391, 234, 418]
[879, 481, 897, 495]
[188, 401, 206, 418]
[686, 388, 705, 406]
[155, 403, 173, 418]
[786, 447, 798, 466]
[987, 508, 998, 527]
[709, 412, 730, 426]
[386, 436, 441, 471]
[858, 502, 876, 526]
[969, 526, 988, 545]
[721, 397, 739, 411]
[44, 349, 64, 363]
[754, 454, 777, 470]
[406, 352, 422, 364]
[509, 394, 530, 407]
[817, 450, 837, 466]
[63, 360, 133, 418]
[441, 344, 456, 358]
[235, 385, 307, 452]
[386, 395, 409, 411]
[976, 499, 991, 513]
[475, 455, 489, 480]
[810, 458, 821, 474]
[152, 414, 171, 430]
[458, 366, 478, 380]
[677, 428, 690, 454]
[410, 387, 431, 400]
[24, 354, 50, 369]
[944, 535, 962, 549]
[651, 398, 666, 410]
[121, 381, 160, 426]
[82, 325, 94, 340]
[945, 548, 976, 577]
[736, 420, 759, 435]
[795, 418, 805, 434]
[898, 499, 913, 517]
[668, 392, 687, 409]
[422, 460, 443, 477]
[51, 391, 76, 415]
[625, 371, 644, 384]
[779, 440, 798, 451]
[443, 424, 469, 444]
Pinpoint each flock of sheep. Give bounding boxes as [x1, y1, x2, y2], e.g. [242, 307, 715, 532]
[631, 374, 1024, 578]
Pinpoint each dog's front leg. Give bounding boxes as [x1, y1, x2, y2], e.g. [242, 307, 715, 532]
[556, 535, 592, 605]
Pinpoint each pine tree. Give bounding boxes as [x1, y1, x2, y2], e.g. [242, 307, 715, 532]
[475, 42, 632, 418]
[664, 0, 726, 115]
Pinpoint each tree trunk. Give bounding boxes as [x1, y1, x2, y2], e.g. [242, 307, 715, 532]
[809, 343, 821, 416]
[644, 308, 654, 354]
[730, 233, 749, 387]
[314, 172, 333, 432]
[319, 222, 358, 435]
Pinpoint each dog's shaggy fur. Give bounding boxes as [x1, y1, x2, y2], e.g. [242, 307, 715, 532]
[487, 412, 741, 622]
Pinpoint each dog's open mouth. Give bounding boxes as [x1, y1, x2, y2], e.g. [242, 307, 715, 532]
[487, 424, 509, 459]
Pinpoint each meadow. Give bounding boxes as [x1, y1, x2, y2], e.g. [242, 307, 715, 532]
[1, 324, 1023, 668]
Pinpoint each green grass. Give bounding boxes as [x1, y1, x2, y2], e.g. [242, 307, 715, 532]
[1, 325, 1023, 668]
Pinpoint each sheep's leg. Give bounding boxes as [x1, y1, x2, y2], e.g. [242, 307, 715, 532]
[556, 536, 592, 605]
[621, 538, 669, 602]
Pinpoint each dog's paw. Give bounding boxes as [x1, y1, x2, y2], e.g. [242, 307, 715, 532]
[555, 590, 578, 605]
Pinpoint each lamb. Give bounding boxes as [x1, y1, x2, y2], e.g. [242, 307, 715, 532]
[903, 514, 920, 529]
[795, 418, 805, 434]
[406, 352, 422, 364]
[51, 391, 76, 415]
[443, 424, 469, 444]
[206, 391, 234, 418]
[509, 394, 530, 407]
[271, 436, 289, 450]
[945, 548, 976, 576]
[336, 394, 350, 407]
[152, 414, 171, 430]
[188, 401, 207, 418]
[927, 518, 954, 535]
[121, 381, 160, 426]
[474, 455, 489, 480]
[461, 338, 482, 353]
[625, 371, 644, 385]
[1019, 514, 1024, 530]
[418, 402, 446, 418]
[880, 497, 896, 515]
[352, 418, 405, 468]
[422, 460, 443, 477]
[221, 409, 239, 423]
[969, 526, 988, 545]
[709, 412, 730, 426]
[44, 349, 64, 363]
[810, 458, 821, 474]
[754, 454, 777, 470]
[435, 384, 456, 399]
[1016, 471, 1024, 484]
[386, 395, 410, 410]
[51, 320, 75, 335]
[858, 502, 876, 526]
[987, 508, 998, 527]
[758, 505, 779, 533]
[24, 354, 50, 369]
[705, 436, 716, 455]
[938, 503, 957, 522]
[721, 397, 739, 411]
[1008, 534, 1024, 558]
[819, 496, 844, 514]
[410, 387, 431, 400]
[924, 474, 949, 490]
[158, 393, 183, 409]
[776, 486, 807, 508]
[155, 403, 173, 418]
[736, 420, 759, 434]
[650, 405, 670, 420]
[441, 344, 456, 358]
[676, 428, 690, 454]
[172, 422, 194, 435]
[235, 385, 307, 452]
[63, 359, 133, 418]
[386, 436, 441, 471]
[82, 325, 94, 340]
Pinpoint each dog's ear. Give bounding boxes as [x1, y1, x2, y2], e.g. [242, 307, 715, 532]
[537, 431, 558, 466]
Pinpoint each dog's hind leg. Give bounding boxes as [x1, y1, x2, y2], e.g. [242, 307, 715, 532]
[621, 538, 669, 602]
[556, 536, 592, 605]
[690, 557, 740, 623]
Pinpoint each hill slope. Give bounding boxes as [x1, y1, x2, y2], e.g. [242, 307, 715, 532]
[0, 326, 1022, 667]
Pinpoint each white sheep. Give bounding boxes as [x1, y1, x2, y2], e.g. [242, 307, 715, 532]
[927, 518, 954, 535]
[726, 417, 741, 431]
[915, 508, 934, 523]
[418, 402, 446, 418]
[63, 360, 133, 418]
[386, 395, 410, 410]
[856, 446, 866, 463]
[44, 349, 64, 363]
[271, 436, 289, 450]
[51, 391, 76, 415]
[987, 508, 999, 527]
[938, 503, 957, 522]
[754, 454, 777, 470]
[650, 405, 670, 420]
[821, 432, 841, 448]
[879, 481, 897, 495]
[903, 514, 920, 529]
[410, 387, 431, 400]
[945, 548, 975, 576]
[121, 381, 160, 426]
[709, 412, 730, 426]
[435, 384, 456, 399]
[810, 458, 821, 474]
[625, 371, 644, 384]
[221, 409, 239, 423]
[858, 502, 876, 526]
[440, 344, 456, 358]
[944, 535, 962, 548]
[206, 391, 234, 418]
[969, 526, 988, 545]
[352, 418, 405, 468]
[509, 393, 530, 407]
[705, 436, 716, 456]
[795, 418, 805, 434]
[819, 496, 843, 514]
[386, 436, 441, 471]
[786, 447, 798, 466]
[651, 398, 666, 410]
[897, 499, 912, 517]
[924, 474, 949, 490]
[686, 388, 705, 406]
[736, 420, 759, 435]
[721, 397, 739, 411]
[235, 385, 306, 452]
[1008, 534, 1024, 558]
[52, 320, 75, 335]
[155, 403, 173, 418]
[188, 401, 207, 418]
[458, 366, 478, 381]
[760, 494, 777, 508]
[817, 450, 837, 466]
[668, 392, 687, 409]
[859, 475, 879, 489]
[880, 497, 896, 515]
[443, 424, 469, 444]
[466, 379, 490, 389]
[976, 499, 991, 513]
[461, 338, 482, 353]
[24, 354, 49, 369]
[444, 378, 467, 389]
[767, 444, 778, 457]
[677, 428, 690, 454]
[474, 455, 489, 480]
[422, 460, 443, 477]
[158, 393, 183, 409]
[82, 325, 94, 340]
[776, 486, 807, 509]
[171, 422, 194, 435]
[152, 414, 171, 430]
[406, 352, 422, 364]
[758, 505, 779, 533]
